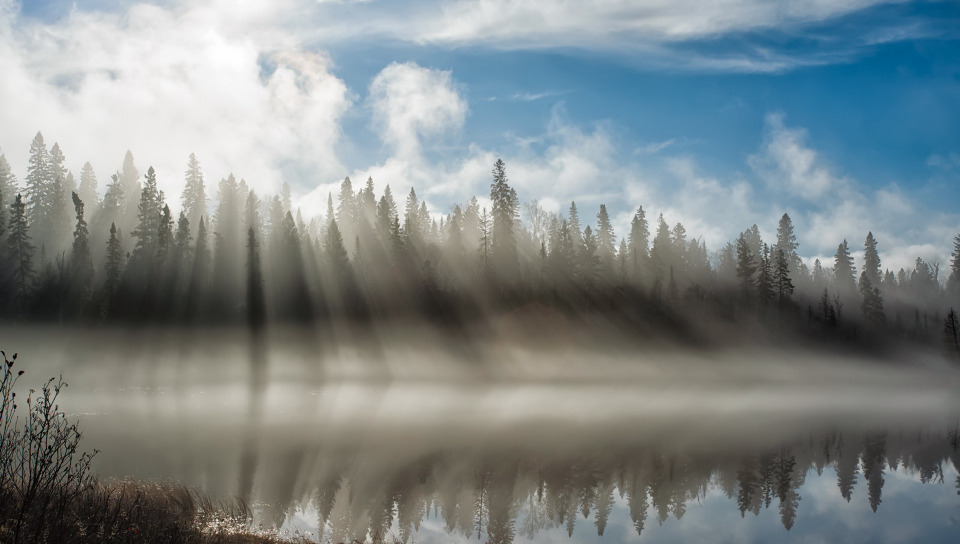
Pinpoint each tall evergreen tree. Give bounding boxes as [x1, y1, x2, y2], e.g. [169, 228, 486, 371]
[579, 226, 601, 290]
[103, 222, 122, 300]
[490, 159, 519, 281]
[863, 232, 882, 289]
[6, 194, 34, 311]
[774, 248, 794, 307]
[157, 204, 174, 263]
[77, 162, 99, 212]
[596, 204, 616, 273]
[181, 153, 207, 229]
[0, 151, 18, 208]
[650, 214, 672, 287]
[627, 206, 649, 280]
[859, 271, 884, 327]
[757, 244, 774, 308]
[735, 233, 756, 300]
[70, 192, 94, 299]
[130, 166, 162, 270]
[24, 132, 50, 237]
[834, 239, 856, 297]
[404, 187, 421, 245]
[775, 213, 800, 271]
[946, 234, 960, 298]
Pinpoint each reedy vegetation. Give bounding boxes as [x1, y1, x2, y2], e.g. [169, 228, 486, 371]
[0, 352, 311, 543]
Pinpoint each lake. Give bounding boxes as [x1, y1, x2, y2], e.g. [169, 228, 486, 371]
[4, 325, 960, 543]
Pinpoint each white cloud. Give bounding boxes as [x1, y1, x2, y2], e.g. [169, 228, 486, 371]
[369, 61, 468, 160]
[749, 113, 846, 201]
[0, 1, 351, 205]
[420, 0, 897, 45]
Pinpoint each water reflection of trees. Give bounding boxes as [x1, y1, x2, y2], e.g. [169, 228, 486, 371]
[254, 429, 960, 542]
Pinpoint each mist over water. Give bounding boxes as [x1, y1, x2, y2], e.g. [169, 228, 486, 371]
[5, 324, 960, 541]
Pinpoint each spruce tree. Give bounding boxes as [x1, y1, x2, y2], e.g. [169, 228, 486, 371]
[24, 132, 50, 236]
[863, 232, 882, 289]
[490, 158, 519, 282]
[946, 234, 960, 298]
[70, 192, 94, 298]
[130, 166, 162, 268]
[833, 239, 856, 296]
[568, 201, 584, 254]
[0, 151, 18, 208]
[775, 213, 800, 271]
[757, 243, 774, 309]
[181, 153, 207, 229]
[404, 187, 421, 245]
[157, 204, 174, 263]
[6, 194, 34, 311]
[627, 206, 649, 280]
[859, 271, 884, 327]
[103, 222, 123, 299]
[735, 233, 756, 300]
[78, 162, 99, 211]
[579, 225, 601, 289]
[650, 214, 671, 286]
[596, 204, 616, 272]
[774, 248, 794, 306]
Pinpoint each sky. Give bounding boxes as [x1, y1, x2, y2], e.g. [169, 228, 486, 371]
[0, 0, 959, 272]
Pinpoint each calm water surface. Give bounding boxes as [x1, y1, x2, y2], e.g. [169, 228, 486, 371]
[5, 326, 960, 543]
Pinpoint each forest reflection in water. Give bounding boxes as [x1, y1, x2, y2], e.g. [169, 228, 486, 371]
[5, 325, 960, 542]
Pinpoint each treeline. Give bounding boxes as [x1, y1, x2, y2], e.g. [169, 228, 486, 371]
[2, 132, 960, 350]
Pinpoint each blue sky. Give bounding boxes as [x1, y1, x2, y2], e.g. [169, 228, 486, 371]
[2, 0, 959, 271]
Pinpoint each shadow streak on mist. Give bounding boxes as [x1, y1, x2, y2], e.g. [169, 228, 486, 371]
[240, 227, 268, 503]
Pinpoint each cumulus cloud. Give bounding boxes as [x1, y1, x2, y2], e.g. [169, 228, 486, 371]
[369, 61, 468, 160]
[749, 113, 847, 201]
[0, 0, 351, 204]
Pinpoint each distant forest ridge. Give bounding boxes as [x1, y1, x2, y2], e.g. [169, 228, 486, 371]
[1, 132, 960, 352]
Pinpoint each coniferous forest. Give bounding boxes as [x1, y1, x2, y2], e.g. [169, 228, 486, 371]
[1, 132, 960, 357]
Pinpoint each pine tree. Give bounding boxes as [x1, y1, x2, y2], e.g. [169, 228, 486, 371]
[336, 176, 356, 229]
[173, 212, 192, 274]
[946, 234, 960, 298]
[596, 204, 616, 272]
[735, 233, 756, 300]
[325, 219, 351, 278]
[181, 153, 207, 229]
[757, 244, 774, 309]
[650, 214, 671, 287]
[157, 204, 174, 263]
[77, 162, 99, 211]
[859, 271, 885, 327]
[130, 166, 162, 271]
[833, 239, 856, 296]
[774, 248, 794, 306]
[24, 132, 50, 236]
[0, 151, 18, 208]
[579, 226, 601, 290]
[103, 222, 123, 299]
[404, 187, 421, 245]
[568, 201, 584, 254]
[490, 159, 519, 281]
[775, 213, 800, 271]
[70, 192, 94, 298]
[6, 194, 34, 311]
[863, 232, 881, 289]
[627, 206, 649, 281]
[47, 142, 71, 248]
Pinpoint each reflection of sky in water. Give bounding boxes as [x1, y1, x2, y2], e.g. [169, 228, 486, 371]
[281, 466, 959, 544]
